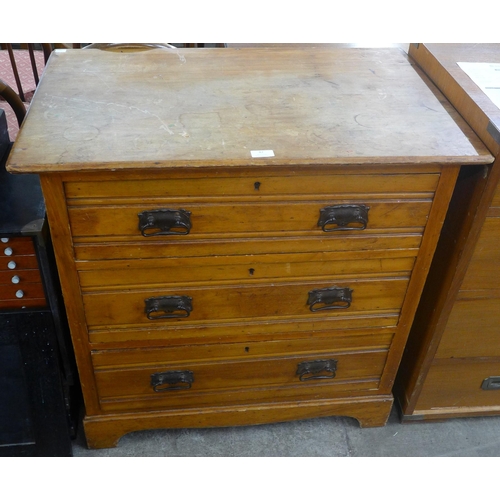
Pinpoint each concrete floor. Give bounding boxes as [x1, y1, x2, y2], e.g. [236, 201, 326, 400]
[72, 405, 500, 456]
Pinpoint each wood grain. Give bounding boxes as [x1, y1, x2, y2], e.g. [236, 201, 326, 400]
[6, 47, 492, 173]
[8, 46, 493, 447]
[395, 44, 500, 419]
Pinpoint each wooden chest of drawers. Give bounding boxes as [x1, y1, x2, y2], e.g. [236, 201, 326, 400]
[395, 44, 500, 421]
[6, 46, 493, 448]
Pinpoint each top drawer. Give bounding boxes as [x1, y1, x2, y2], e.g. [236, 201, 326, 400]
[65, 172, 440, 201]
[65, 172, 438, 241]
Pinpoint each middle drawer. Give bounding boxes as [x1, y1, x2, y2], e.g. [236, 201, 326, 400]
[82, 277, 409, 329]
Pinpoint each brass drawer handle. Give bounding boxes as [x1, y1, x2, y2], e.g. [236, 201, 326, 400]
[318, 204, 369, 231]
[296, 359, 338, 381]
[151, 370, 194, 392]
[138, 208, 192, 236]
[145, 295, 193, 320]
[307, 286, 353, 312]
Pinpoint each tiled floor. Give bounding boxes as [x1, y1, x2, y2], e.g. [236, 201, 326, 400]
[72, 405, 500, 456]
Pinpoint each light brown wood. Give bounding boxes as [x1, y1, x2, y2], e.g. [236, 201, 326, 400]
[434, 296, 500, 358]
[6, 46, 492, 447]
[89, 315, 399, 346]
[74, 232, 424, 261]
[395, 43, 500, 421]
[408, 44, 500, 156]
[6, 47, 491, 173]
[82, 277, 410, 328]
[64, 172, 441, 199]
[77, 251, 417, 288]
[415, 358, 500, 410]
[83, 396, 394, 449]
[491, 184, 500, 208]
[94, 348, 387, 409]
[460, 217, 500, 291]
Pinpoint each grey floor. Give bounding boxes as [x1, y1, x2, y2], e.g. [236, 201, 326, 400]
[71, 405, 500, 457]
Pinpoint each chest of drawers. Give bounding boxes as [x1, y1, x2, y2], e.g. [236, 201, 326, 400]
[394, 44, 500, 421]
[6, 46, 493, 448]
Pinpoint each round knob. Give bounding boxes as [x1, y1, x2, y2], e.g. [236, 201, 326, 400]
[1, 238, 9, 243]
[15, 290, 24, 298]
[7, 261, 17, 270]
[4, 247, 13, 256]
[11, 275, 20, 284]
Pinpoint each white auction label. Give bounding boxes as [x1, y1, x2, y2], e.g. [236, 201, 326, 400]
[251, 150, 275, 158]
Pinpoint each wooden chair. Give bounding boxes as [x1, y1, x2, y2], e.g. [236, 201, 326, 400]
[82, 43, 176, 52]
[0, 44, 82, 102]
[0, 79, 26, 126]
[185, 43, 226, 48]
[0, 44, 81, 140]
[0, 79, 27, 141]
[0, 44, 53, 102]
[83, 43, 226, 52]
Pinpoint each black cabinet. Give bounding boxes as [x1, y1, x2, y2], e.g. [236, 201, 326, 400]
[0, 110, 80, 456]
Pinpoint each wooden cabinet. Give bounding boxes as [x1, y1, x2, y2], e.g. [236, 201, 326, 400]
[0, 110, 80, 456]
[394, 43, 500, 421]
[6, 46, 493, 448]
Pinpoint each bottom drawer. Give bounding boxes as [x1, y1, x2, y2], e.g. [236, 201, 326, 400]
[415, 358, 500, 411]
[93, 343, 388, 413]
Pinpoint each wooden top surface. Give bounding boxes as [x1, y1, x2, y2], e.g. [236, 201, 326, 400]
[7, 47, 493, 173]
[410, 44, 500, 156]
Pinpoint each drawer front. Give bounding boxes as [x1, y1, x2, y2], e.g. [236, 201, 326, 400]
[0, 237, 37, 257]
[88, 314, 399, 345]
[74, 233, 423, 261]
[460, 217, 500, 291]
[68, 199, 432, 241]
[77, 250, 416, 289]
[82, 277, 409, 328]
[93, 342, 388, 412]
[0, 282, 47, 309]
[435, 295, 500, 359]
[415, 358, 500, 411]
[65, 172, 440, 201]
[0, 269, 44, 286]
[0, 254, 40, 271]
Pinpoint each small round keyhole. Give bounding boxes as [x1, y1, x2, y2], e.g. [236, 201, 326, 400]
[245, 347, 250, 353]
[249, 268, 255, 276]
[254, 181, 261, 191]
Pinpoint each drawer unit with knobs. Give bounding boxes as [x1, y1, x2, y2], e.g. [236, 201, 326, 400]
[0, 237, 46, 309]
[6, 46, 493, 448]
[0, 111, 80, 456]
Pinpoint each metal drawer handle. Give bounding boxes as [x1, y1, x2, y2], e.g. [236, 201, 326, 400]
[138, 208, 192, 236]
[151, 370, 194, 392]
[481, 377, 500, 390]
[145, 295, 193, 320]
[296, 359, 338, 381]
[307, 286, 353, 312]
[318, 204, 369, 232]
